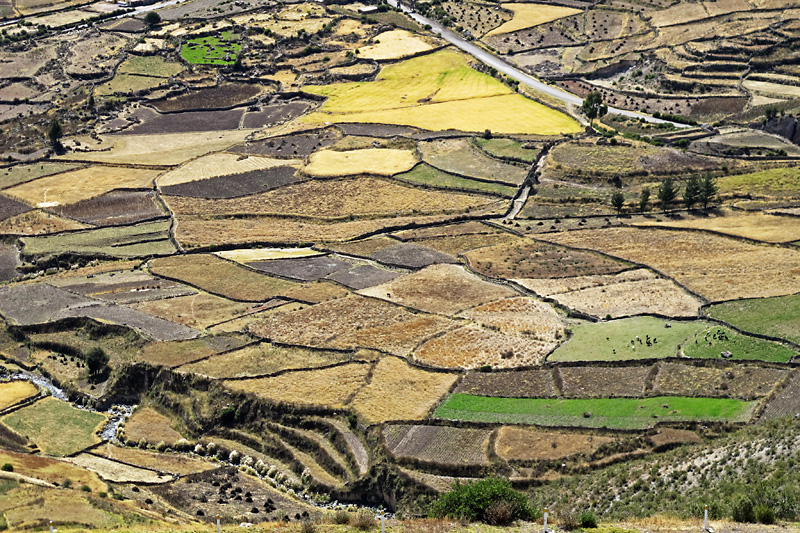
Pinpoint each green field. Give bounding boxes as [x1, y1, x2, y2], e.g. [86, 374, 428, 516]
[474, 137, 539, 162]
[548, 317, 710, 362]
[21, 220, 176, 258]
[707, 294, 800, 347]
[435, 394, 757, 429]
[683, 325, 797, 363]
[302, 50, 581, 135]
[2, 397, 106, 456]
[718, 167, 800, 197]
[394, 163, 517, 197]
[181, 34, 242, 65]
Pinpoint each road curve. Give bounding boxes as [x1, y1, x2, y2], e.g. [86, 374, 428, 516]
[386, 0, 689, 127]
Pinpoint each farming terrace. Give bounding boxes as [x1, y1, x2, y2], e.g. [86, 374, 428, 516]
[2, 0, 800, 527]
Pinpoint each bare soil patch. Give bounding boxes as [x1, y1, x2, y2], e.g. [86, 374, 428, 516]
[241, 102, 311, 129]
[161, 167, 298, 199]
[495, 426, 614, 462]
[454, 368, 555, 397]
[560, 366, 650, 398]
[126, 108, 245, 135]
[92, 443, 215, 475]
[371, 242, 457, 268]
[151, 83, 265, 113]
[394, 220, 502, 241]
[759, 371, 800, 421]
[248, 254, 353, 282]
[68, 453, 172, 484]
[0, 194, 31, 221]
[653, 362, 788, 400]
[139, 334, 249, 367]
[0, 243, 19, 282]
[647, 428, 702, 450]
[131, 292, 253, 330]
[337, 123, 419, 137]
[326, 264, 403, 290]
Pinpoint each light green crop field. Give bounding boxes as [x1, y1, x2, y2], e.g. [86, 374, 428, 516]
[718, 167, 800, 197]
[474, 137, 539, 162]
[683, 325, 797, 363]
[181, 35, 241, 65]
[303, 50, 580, 134]
[2, 397, 106, 456]
[548, 316, 710, 362]
[707, 294, 800, 346]
[435, 394, 757, 429]
[21, 220, 176, 258]
[394, 163, 517, 197]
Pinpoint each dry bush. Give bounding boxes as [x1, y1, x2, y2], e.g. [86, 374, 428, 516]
[352, 509, 376, 530]
[332, 510, 351, 525]
[486, 500, 515, 526]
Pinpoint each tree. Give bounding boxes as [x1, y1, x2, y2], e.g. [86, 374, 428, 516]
[657, 176, 677, 212]
[85, 347, 109, 380]
[47, 118, 62, 145]
[144, 11, 161, 27]
[611, 191, 625, 214]
[683, 175, 700, 210]
[639, 187, 650, 212]
[698, 172, 718, 211]
[581, 91, 607, 128]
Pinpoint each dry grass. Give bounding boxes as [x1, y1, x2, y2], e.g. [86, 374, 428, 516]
[384, 424, 490, 465]
[249, 294, 455, 355]
[124, 407, 183, 446]
[5, 166, 160, 206]
[92, 443, 215, 475]
[0, 380, 38, 411]
[484, 3, 581, 36]
[648, 428, 702, 449]
[350, 356, 458, 423]
[653, 362, 788, 399]
[0, 210, 89, 235]
[459, 297, 564, 338]
[515, 268, 704, 319]
[138, 335, 249, 367]
[414, 324, 556, 369]
[358, 29, 435, 60]
[494, 426, 613, 462]
[214, 247, 322, 263]
[540, 227, 800, 302]
[131, 292, 253, 330]
[743, 79, 800, 98]
[0, 449, 106, 492]
[304, 148, 418, 177]
[419, 138, 528, 186]
[158, 153, 300, 186]
[166, 177, 497, 219]
[67, 453, 172, 484]
[635, 211, 800, 244]
[359, 264, 517, 315]
[223, 362, 371, 408]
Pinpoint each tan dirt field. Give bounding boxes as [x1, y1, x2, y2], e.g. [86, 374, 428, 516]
[458, 297, 564, 339]
[358, 29, 435, 60]
[494, 426, 614, 461]
[304, 148, 418, 177]
[92, 443, 216, 475]
[131, 292, 253, 330]
[67, 453, 172, 484]
[124, 407, 183, 446]
[634, 211, 800, 244]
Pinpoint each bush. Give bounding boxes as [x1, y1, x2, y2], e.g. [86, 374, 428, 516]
[485, 500, 515, 526]
[333, 510, 351, 524]
[0, 464, 12, 472]
[352, 509, 375, 530]
[755, 505, 775, 525]
[62, 479, 72, 489]
[430, 477, 538, 523]
[579, 512, 598, 528]
[731, 495, 755, 523]
[81, 485, 92, 492]
[300, 520, 316, 533]
[558, 507, 580, 531]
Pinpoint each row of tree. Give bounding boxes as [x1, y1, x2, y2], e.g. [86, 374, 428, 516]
[611, 174, 718, 214]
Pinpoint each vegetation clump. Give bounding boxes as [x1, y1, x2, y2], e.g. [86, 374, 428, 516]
[430, 477, 538, 525]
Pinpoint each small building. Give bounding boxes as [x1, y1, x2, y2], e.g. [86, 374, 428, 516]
[358, 5, 379, 14]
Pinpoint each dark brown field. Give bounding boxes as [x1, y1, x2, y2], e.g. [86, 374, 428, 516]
[160, 167, 299, 199]
[229, 128, 339, 158]
[52, 190, 164, 226]
[151, 83, 264, 112]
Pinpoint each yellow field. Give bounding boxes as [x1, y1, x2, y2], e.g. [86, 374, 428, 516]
[124, 407, 182, 445]
[459, 297, 564, 338]
[358, 29, 435, 60]
[158, 153, 300, 186]
[5, 166, 160, 206]
[350, 356, 457, 423]
[304, 148, 418, 177]
[484, 3, 581, 37]
[495, 427, 614, 461]
[223, 363, 371, 408]
[635, 211, 800, 244]
[0, 381, 38, 411]
[58, 130, 253, 166]
[743, 80, 800, 97]
[95, 74, 166, 96]
[0, 449, 106, 493]
[67, 453, 171, 484]
[213, 247, 323, 263]
[131, 292, 252, 330]
[303, 50, 580, 134]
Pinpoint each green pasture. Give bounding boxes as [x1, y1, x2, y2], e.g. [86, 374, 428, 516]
[394, 163, 517, 197]
[181, 34, 241, 65]
[707, 294, 800, 347]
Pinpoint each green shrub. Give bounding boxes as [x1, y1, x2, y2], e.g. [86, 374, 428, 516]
[429, 477, 539, 523]
[755, 505, 775, 524]
[81, 485, 92, 493]
[580, 512, 598, 528]
[0, 464, 12, 472]
[62, 479, 72, 489]
[731, 495, 755, 523]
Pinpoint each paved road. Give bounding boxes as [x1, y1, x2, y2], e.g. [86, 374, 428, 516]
[387, 0, 689, 127]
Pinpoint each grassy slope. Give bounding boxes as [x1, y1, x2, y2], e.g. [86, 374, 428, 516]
[707, 293, 800, 346]
[683, 325, 797, 363]
[394, 164, 517, 197]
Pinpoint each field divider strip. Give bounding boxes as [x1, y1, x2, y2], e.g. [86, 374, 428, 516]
[218, 358, 369, 382]
[86, 449, 178, 476]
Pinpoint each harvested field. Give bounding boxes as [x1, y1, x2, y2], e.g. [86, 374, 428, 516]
[465, 239, 628, 280]
[92, 443, 215, 475]
[67, 453, 172, 484]
[636, 212, 800, 244]
[5, 166, 159, 207]
[148, 254, 348, 303]
[653, 362, 788, 400]
[117, 56, 182, 78]
[51, 190, 164, 226]
[459, 297, 564, 337]
[161, 167, 298, 199]
[358, 30, 435, 60]
[0, 162, 82, 190]
[95, 73, 167, 96]
[474, 137, 539, 162]
[248, 254, 353, 282]
[455, 368, 555, 398]
[0, 380, 38, 411]
[484, 3, 581, 36]
[138, 334, 249, 367]
[515, 268, 704, 319]
[359, 264, 517, 315]
[682, 325, 797, 363]
[72, 304, 199, 342]
[383, 424, 490, 465]
[327, 264, 403, 290]
[548, 316, 710, 363]
[394, 220, 502, 241]
[560, 366, 650, 398]
[124, 407, 183, 446]
[540, 227, 800, 302]
[125, 108, 246, 135]
[351, 356, 458, 423]
[408, 232, 518, 256]
[435, 394, 757, 429]
[166, 177, 498, 219]
[230, 128, 339, 158]
[495, 427, 614, 462]
[248, 294, 455, 356]
[0, 283, 98, 325]
[419, 138, 528, 185]
[415, 324, 556, 369]
[158, 153, 298, 187]
[303, 50, 580, 134]
[130, 292, 254, 330]
[0, 449, 105, 492]
[59, 130, 252, 166]
[394, 164, 517, 197]
[0, 243, 18, 282]
[0, 194, 31, 221]
[707, 294, 800, 346]
[304, 148, 417, 177]
[179, 342, 357, 378]
[223, 362, 371, 409]
[370, 242, 458, 268]
[20, 220, 176, 258]
[759, 371, 800, 421]
[2, 397, 106, 456]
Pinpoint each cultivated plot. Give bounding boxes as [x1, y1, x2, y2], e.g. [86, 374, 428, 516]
[384, 424, 490, 466]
